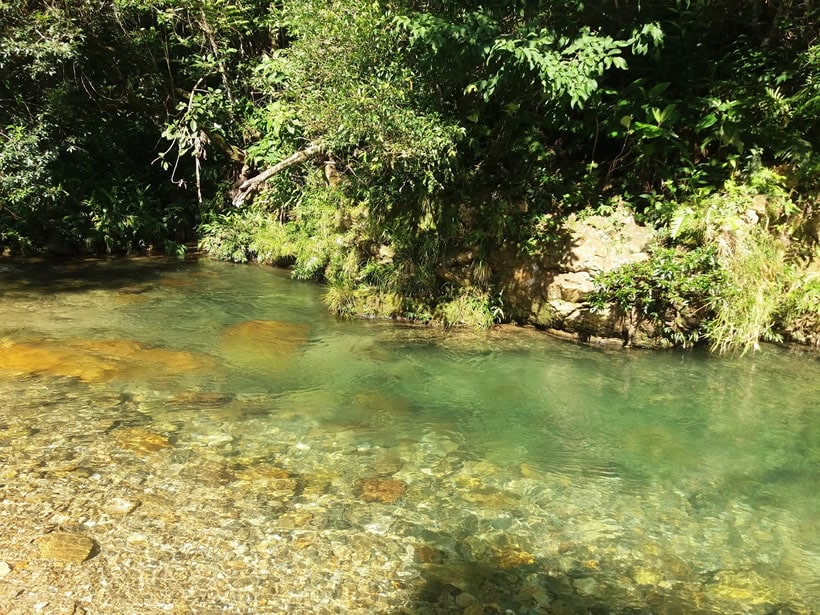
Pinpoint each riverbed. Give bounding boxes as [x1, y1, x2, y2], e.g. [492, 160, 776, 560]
[0, 257, 817, 614]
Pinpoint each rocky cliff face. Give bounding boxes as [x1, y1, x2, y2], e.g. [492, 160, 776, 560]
[496, 210, 655, 345]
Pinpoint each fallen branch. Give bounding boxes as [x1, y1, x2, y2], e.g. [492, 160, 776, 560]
[232, 143, 323, 207]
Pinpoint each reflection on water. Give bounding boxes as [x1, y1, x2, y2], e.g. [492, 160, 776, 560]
[0, 256, 817, 613]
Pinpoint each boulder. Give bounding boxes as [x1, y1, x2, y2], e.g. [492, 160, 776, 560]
[496, 208, 654, 344]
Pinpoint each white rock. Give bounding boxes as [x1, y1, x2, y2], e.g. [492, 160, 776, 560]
[104, 497, 141, 515]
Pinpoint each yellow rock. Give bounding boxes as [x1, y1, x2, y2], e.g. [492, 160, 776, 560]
[301, 471, 336, 496]
[494, 546, 536, 569]
[234, 465, 291, 481]
[0, 341, 111, 382]
[37, 532, 95, 563]
[633, 567, 662, 585]
[706, 570, 776, 605]
[0, 338, 214, 384]
[113, 427, 172, 454]
[356, 478, 407, 504]
[219, 320, 309, 371]
[292, 536, 313, 550]
[277, 511, 314, 529]
[138, 497, 178, 523]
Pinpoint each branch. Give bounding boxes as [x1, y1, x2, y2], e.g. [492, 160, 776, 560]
[232, 143, 323, 207]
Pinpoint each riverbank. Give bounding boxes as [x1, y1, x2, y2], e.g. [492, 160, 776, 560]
[200, 194, 820, 352]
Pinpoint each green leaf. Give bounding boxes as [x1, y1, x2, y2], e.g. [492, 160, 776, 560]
[620, 114, 633, 130]
[696, 113, 718, 131]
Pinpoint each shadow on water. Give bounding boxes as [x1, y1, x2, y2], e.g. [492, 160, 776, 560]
[0, 255, 194, 294]
[405, 558, 804, 615]
[402, 529, 809, 615]
[406, 552, 643, 614]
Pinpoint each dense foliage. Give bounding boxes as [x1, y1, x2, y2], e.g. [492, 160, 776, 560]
[1, 0, 818, 349]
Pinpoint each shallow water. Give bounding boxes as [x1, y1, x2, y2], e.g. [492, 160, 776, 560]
[0, 257, 817, 614]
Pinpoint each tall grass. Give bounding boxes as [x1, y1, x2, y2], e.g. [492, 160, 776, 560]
[707, 229, 788, 354]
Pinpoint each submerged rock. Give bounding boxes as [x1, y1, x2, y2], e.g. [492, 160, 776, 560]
[493, 546, 536, 569]
[113, 427, 172, 454]
[572, 576, 599, 597]
[37, 532, 96, 563]
[102, 497, 142, 516]
[0, 340, 111, 382]
[355, 478, 407, 504]
[0, 338, 214, 384]
[218, 320, 309, 371]
[702, 570, 779, 608]
[234, 465, 290, 481]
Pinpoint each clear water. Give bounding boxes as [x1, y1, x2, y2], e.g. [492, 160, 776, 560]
[0, 257, 817, 613]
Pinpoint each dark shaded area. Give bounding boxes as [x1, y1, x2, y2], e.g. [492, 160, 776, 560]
[405, 546, 802, 615]
[0, 255, 198, 296]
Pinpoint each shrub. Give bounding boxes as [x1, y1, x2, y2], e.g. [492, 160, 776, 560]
[590, 246, 723, 347]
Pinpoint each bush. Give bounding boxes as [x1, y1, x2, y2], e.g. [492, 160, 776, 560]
[590, 246, 723, 347]
[777, 271, 820, 345]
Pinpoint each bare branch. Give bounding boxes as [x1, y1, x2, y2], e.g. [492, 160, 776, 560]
[232, 143, 323, 207]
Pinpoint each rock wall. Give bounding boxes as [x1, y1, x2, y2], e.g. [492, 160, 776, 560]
[495, 209, 655, 345]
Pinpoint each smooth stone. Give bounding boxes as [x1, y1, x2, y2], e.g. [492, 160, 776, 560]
[364, 515, 394, 535]
[0, 561, 10, 577]
[633, 567, 662, 586]
[126, 533, 150, 544]
[573, 576, 599, 596]
[37, 532, 95, 563]
[103, 497, 141, 515]
[113, 427, 171, 454]
[356, 478, 407, 504]
[192, 432, 234, 447]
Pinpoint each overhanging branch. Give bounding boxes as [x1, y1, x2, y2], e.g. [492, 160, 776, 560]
[232, 143, 323, 207]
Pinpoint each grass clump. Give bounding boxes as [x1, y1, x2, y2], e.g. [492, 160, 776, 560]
[435, 288, 503, 330]
[707, 229, 788, 353]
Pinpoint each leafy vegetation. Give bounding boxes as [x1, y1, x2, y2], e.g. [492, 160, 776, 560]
[589, 246, 723, 347]
[1, 0, 818, 349]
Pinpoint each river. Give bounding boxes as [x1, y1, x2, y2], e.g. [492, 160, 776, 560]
[0, 256, 817, 614]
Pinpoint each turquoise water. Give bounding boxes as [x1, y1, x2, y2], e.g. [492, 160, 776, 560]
[0, 256, 817, 613]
